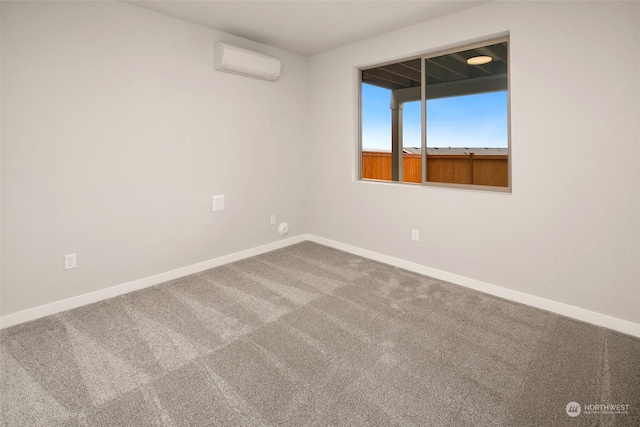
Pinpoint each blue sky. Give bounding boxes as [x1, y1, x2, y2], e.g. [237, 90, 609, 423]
[361, 83, 508, 150]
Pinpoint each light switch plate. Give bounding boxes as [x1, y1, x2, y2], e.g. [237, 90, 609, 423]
[212, 195, 225, 212]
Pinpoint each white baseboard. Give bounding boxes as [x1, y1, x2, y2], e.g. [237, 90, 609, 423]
[2, 233, 639, 338]
[306, 235, 640, 338]
[0, 235, 306, 329]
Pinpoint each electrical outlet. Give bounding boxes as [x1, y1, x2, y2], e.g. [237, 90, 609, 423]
[64, 253, 77, 270]
[270, 215, 276, 225]
[411, 229, 419, 242]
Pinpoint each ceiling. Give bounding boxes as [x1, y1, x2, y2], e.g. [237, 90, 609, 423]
[124, 1, 488, 56]
[362, 40, 507, 90]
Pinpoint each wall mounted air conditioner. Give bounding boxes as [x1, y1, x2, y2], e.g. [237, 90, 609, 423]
[214, 42, 281, 81]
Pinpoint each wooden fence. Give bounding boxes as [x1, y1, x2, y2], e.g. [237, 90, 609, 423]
[362, 151, 508, 187]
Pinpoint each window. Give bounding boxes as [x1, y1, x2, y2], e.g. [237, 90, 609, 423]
[360, 37, 509, 190]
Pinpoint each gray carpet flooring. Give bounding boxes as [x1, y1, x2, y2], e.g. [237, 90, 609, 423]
[1, 242, 639, 426]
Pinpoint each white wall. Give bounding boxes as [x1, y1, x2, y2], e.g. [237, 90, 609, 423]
[307, 1, 640, 324]
[1, 1, 308, 315]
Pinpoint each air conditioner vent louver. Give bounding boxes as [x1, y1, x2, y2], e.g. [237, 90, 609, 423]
[214, 42, 281, 81]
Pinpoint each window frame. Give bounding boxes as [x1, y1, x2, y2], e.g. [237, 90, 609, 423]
[358, 35, 511, 192]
